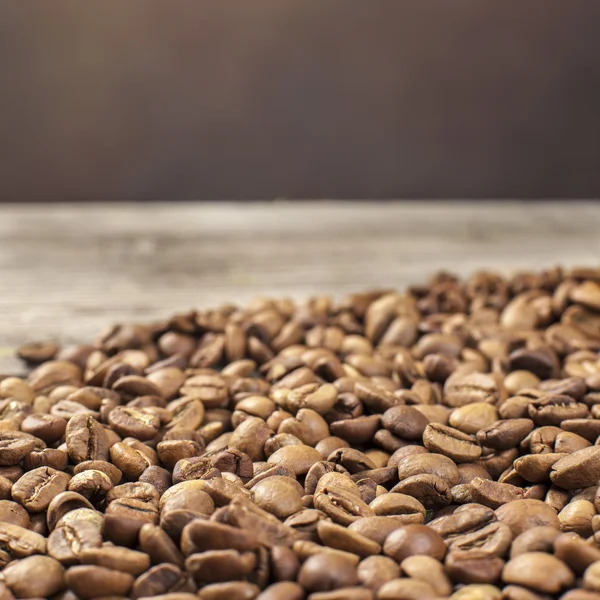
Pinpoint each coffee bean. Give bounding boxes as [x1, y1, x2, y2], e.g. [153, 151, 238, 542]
[11, 466, 70, 512]
[79, 546, 150, 575]
[65, 415, 109, 464]
[496, 499, 560, 537]
[383, 524, 447, 562]
[199, 582, 261, 600]
[0, 431, 37, 466]
[256, 582, 305, 600]
[503, 552, 574, 594]
[316, 520, 381, 557]
[444, 373, 499, 407]
[550, 447, 600, 489]
[377, 578, 439, 599]
[381, 405, 429, 440]
[65, 565, 134, 599]
[297, 553, 358, 592]
[423, 423, 482, 463]
[3, 555, 65, 598]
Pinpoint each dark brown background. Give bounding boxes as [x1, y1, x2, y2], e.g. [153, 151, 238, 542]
[1, 1, 600, 200]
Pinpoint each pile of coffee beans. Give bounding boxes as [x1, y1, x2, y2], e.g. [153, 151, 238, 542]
[3, 267, 600, 599]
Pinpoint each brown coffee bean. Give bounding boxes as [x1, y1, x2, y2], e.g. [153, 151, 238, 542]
[65, 414, 109, 464]
[252, 476, 303, 519]
[65, 565, 134, 599]
[444, 373, 499, 407]
[450, 402, 499, 435]
[509, 525, 561, 558]
[48, 517, 103, 564]
[20, 413, 67, 443]
[139, 523, 184, 567]
[185, 549, 256, 585]
[317, 520, 381, 557]
[381, 405, 429, 440]
[180, 520, 258, 556]
[496, 499, 560, 537]
[297, 553, 358, 592]
[550, 447, 600, 489]
[68, 469, 113, 502]
[23, 447, 69, 471]
[396, 452, 460, 486]
[80, 546, 150, 575]
[369, 493, 425, 520]
[0, 499, 29, 528]
[423, 423, 482, 463]
[554, 533, 600, 575]
[559, 500, 597, 537]
[198, 582, 261, 600]
[73, 460, 122, 485]
[267, 445, 323, 476]
[377, 578, 439, 600]
[256, 582, 305, 600]
[451, 584, 503, 599]
[46, 491, 94, 531]
[583, 561, 600, 593]
[229, 417, 272, 462]
[329, 415, 380, 445]
[157, 440, 204, 471]
[503, 552, 574, 594]
[445, 551, 505, 584]
[383, 524, 446, 563]
[476, 419, 534, 451]
[0, 522, 47, 567]
[3, 555, 65, 598]
[132, 563, 195, 597]
[308, 590, 373, 600]
[11, 466, 70, 512]
[0, 431, 37, 466]
[314, 487, 375, 526]
[29, 360, 81, 394]
[108, 406, 161, 440]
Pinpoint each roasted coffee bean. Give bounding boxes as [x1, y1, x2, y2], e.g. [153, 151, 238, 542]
[503, 552, 575, 594]
[550, 447, 600, 489]
[48, 518, 103, 564]
[65, 414, 109, 464]
[11, 466, 70, 512]
[80, 546, 150, 575]
[0, 522, 46, 567]
[2, 555, 65, 598]
[316, 520, 381, 557]
[46, 491, 94, 531]
[256, 582, 305, 600]
[185, 549, 256, 585]
[496, 499, 560, 537]
[68, 469, 113, 502]
[252, 476, 304, 519]
[377, 577, 439, 599]
[139, 523, 185, 567]
[65, 565, 134, 599]
[383, 524, 447, 562]
[0, 499, 29, 527]
[314, 487, 375, 526]
[0, 431, 37, 466]
[198, 581, 261, 600]
[297, 553, 358, 592]
[423, 423, 482, 463]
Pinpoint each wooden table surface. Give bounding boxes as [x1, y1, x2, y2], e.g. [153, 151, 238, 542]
[1, 201, 599, 374]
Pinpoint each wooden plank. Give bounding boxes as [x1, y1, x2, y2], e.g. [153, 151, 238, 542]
[1, 201, 599, 374]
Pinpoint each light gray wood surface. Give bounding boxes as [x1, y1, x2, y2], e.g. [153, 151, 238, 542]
[1, 201, 599, 374]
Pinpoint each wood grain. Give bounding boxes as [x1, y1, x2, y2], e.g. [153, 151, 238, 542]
[1, 201, 598, 374]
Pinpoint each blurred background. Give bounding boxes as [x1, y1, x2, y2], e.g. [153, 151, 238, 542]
[2, 0, 600, 201]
